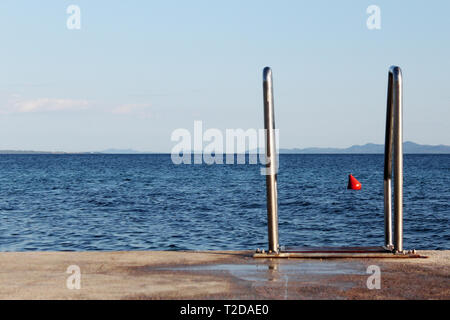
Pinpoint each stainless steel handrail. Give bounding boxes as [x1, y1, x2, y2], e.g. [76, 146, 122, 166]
[263, 67, 279, 253]
[262, 66, 404, 254]
[384, 66, 404, 253]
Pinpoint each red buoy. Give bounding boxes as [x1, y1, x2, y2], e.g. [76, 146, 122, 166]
[347, 174, 362, 190]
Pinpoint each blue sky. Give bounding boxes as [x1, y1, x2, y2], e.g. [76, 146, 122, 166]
[0, 0, 449, 152]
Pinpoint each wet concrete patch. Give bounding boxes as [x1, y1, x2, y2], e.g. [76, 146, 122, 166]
[157, 260, 366, 283]
[153, 260, 369, 299]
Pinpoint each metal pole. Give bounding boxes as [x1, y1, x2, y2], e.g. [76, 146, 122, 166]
[383, 70, 394, 249]
[263, 67, 279, 253]
[391, 66, 404, 253]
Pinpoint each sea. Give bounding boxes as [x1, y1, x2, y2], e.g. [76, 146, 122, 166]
[0, 154, 448, 251]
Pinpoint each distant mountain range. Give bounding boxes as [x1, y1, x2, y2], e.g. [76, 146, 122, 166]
[0, 142, 449, 154]
[100, 148, 147, 154]
[0, 148, 151, 154]
[279, 142, 450, 154]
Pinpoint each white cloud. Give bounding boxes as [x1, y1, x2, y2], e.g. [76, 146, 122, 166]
[0, 96, 153, 118]
[0, 96, 90, 114]
[17, 98, 89, 113]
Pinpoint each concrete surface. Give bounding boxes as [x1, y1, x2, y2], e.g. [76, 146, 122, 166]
[0, 250, 448, 300]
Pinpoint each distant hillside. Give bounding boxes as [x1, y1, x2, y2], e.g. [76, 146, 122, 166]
[100, 149, 143, 154]
[0, 149, 150, 154]
[0, 150, 69, 154]
[0, 150, 101, 154]
[280, 142, 450, 154]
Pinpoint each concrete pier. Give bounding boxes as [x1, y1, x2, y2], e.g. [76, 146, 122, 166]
[0, 250, 448, 300]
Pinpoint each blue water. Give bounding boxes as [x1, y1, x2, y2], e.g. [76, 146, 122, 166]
[0, 154, 448, 251]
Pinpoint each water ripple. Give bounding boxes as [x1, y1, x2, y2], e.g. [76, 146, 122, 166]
[0, 154, 448, 251]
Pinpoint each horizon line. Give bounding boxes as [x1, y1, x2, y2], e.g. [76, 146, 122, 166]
[0, 140, 449, 155]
